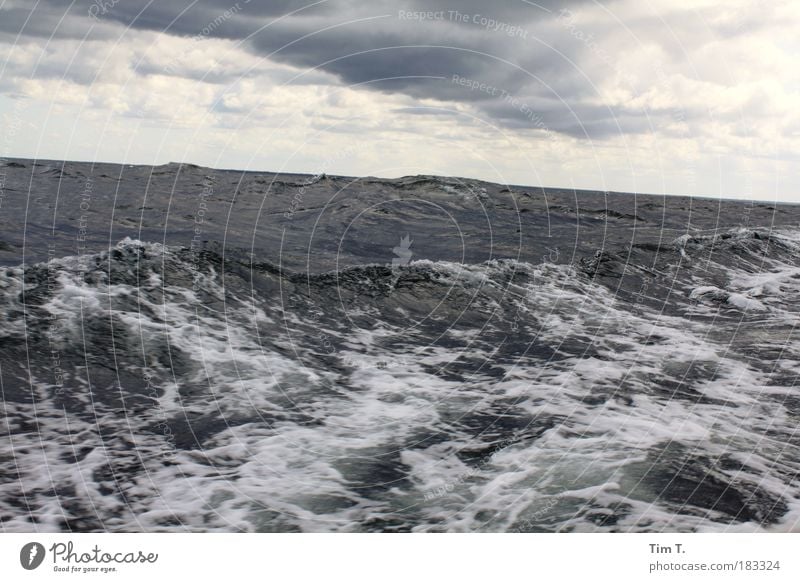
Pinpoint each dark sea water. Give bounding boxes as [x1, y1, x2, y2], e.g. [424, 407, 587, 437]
[2, 158, 800, 532]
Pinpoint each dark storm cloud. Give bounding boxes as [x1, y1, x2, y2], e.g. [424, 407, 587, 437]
[0, 4, 113, 42]
[236, 1, 625, 136]
[0, 0, 329, 39]
[0, 0, 647, 139]
[480, 96, 656, 138]
[403, 0, 575, 20]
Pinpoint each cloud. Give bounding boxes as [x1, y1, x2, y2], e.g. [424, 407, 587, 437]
[2, 0, 611, 136]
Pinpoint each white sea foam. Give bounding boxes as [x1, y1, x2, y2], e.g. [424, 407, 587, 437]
[2, 237, 800, 532]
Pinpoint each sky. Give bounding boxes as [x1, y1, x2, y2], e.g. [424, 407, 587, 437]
[0, 0, 798, 200]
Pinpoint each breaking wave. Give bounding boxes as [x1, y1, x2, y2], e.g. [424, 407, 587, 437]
[2, 225, 800, 532]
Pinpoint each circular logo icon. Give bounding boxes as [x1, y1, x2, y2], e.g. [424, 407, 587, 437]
[20, 542, 46, 570]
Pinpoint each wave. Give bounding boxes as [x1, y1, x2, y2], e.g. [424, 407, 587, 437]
[2, 229, 800, 532]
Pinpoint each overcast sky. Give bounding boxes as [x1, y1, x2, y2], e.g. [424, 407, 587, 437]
[0, 0, 797, 200]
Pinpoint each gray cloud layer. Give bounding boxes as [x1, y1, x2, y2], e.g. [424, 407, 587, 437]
[3, 0, 645, 138]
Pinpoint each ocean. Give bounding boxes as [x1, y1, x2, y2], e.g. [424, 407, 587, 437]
[1, 158, 799, 532]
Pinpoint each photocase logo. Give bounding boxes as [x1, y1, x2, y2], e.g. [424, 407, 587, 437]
[391, 234, 413, 268]
[20, 542, 46, 570]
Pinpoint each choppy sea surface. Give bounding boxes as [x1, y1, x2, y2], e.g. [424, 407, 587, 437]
[2, 158, 800, 532]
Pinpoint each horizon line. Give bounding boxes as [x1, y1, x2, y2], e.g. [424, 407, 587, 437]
[2, 154, 792, 205]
